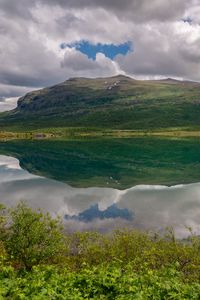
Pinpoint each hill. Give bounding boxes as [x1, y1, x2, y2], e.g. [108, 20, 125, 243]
[0, 75, 200, 131]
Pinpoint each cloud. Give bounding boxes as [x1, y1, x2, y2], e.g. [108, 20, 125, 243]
[0, 97, 18, 112]
[0, 11, 67, 90]
[61, 48, 121, 77]
[0, 0, 200, 111]
[116, 21, 200, 81]
[40, 0, 190, 22]
[1, 0, 188, 21]
[0, 84, 33, 98]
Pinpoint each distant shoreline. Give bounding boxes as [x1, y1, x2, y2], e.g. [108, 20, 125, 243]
[0, 127, 200, 140]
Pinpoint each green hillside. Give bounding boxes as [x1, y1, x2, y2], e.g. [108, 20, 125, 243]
[0, 75, 200, 131]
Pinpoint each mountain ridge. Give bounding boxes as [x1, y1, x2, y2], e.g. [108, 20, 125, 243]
[0, 74, 200, 131]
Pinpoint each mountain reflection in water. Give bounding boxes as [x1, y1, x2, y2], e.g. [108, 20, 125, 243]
[0, 154, 199, 238]
[0, 138, 199, 189]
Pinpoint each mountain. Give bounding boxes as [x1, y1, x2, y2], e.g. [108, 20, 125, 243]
[0, 74, 200, 131]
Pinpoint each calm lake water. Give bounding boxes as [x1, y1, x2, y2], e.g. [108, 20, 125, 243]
[0, 137, 199, 237]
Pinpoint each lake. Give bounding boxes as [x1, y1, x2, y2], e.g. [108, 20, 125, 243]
[0, 137, 199, 237]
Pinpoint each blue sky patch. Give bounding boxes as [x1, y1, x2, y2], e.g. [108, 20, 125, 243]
[182, 17, 192, 24]
[60, 40, 132, 60]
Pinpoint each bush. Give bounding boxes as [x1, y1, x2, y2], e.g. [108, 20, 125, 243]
[0, 264, 200, 299]
[0, 204, 6, 238]
[0, 203, 200, 298]
[3, 202, 65, 270]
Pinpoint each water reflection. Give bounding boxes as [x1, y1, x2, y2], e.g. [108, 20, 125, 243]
[0, 138, 199, 189]
[0, 155, 200, 238]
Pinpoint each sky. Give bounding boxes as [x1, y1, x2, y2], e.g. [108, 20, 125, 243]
[0, 0, 200, 111]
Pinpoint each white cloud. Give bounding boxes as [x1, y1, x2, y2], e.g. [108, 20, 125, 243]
[0, 97, 18, 112]
[116, 21, 200, 81]
[0, 84, 33, 98]
[0, 0, 200, 112]
[61, 48, 120, 77]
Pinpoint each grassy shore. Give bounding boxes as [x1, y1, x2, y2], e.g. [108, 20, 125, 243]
[0, 126, 200, 140]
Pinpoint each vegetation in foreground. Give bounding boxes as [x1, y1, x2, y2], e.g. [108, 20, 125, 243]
[0, 203, 200, 299]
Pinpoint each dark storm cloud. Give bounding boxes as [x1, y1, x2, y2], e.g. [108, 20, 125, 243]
[0, 0, 34, 19]
[40, 0, 189, 22]
[0, 0, 190, 22]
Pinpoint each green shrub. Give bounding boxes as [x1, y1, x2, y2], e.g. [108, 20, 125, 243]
[0, 203, 200, 298]
[3, 202, 65, 270]
[0, 264, 199, 299]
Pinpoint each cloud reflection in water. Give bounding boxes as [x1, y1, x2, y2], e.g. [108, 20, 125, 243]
[0, 155, 199, 238]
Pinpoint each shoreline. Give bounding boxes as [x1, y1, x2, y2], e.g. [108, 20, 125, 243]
[0, 128, 200, 140]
